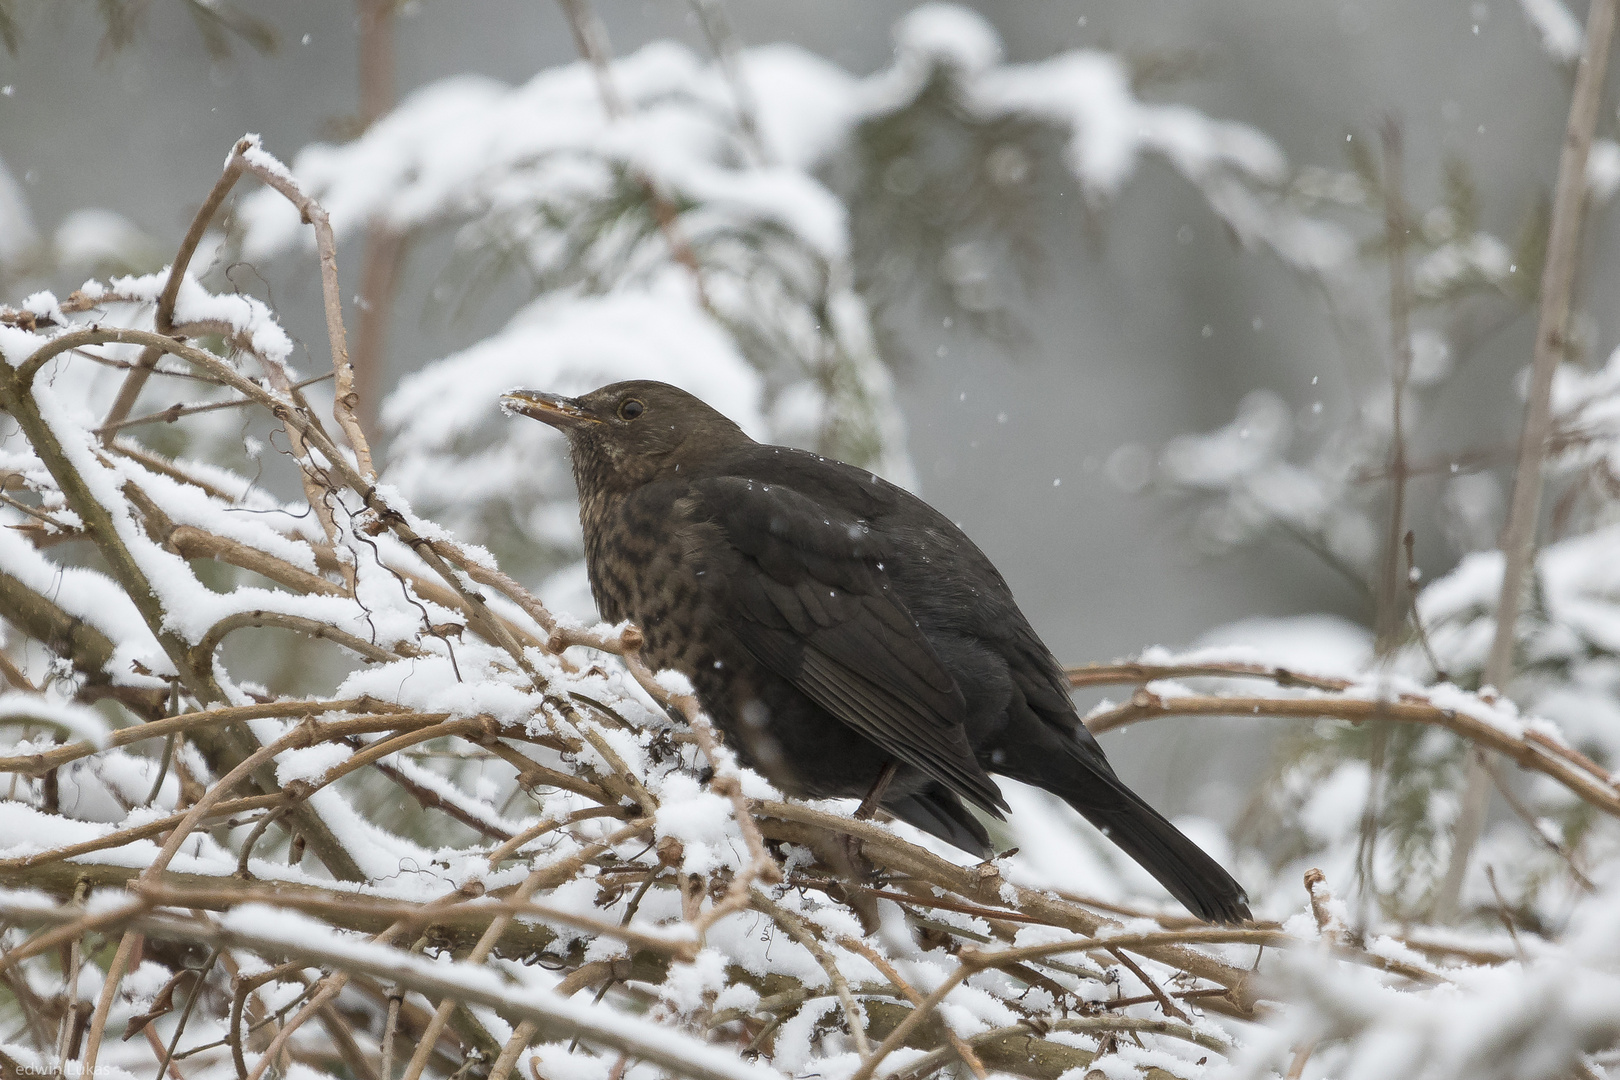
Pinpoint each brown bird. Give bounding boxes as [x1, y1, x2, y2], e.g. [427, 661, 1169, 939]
[502, 380, 1251, 923]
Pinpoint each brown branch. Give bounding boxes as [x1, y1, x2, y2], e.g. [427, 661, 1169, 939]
[353, 225, 402, 441]
[1375, 118, 1415, 653]
[1081, 687, 1620, 818]
[1106, 946, 1189, 1023]
[234, 137, 375, 479]
[847, 960, 972, 1080]
[11, 327, 533, 691]
[0, 566, 131, 699]
[688, 0, 770, 165]
[121, 475, 337, 605]
[356, 0, 395, 127]
[1286, 1039, 1320, 1079]
[110, 439, 238, 502]
[0, 649, 38, 693]
[750, 890, 873, 1059]
[484, 805, 629, 865]
[484, 742, 619, 806]
[372, 758, 515, 841]
[976, 926, 1436, 988]
[616, 630, 780, 929]
[889, 1016, 1221, 1080]
[0, 794, 284, 873]
[554, 957, 635, 999]
[0, 340, 368, 886]
[835, 933, 983, 1079]
[167, 525, 343, 597]
[190, 608, 413, 670]
[81, 714, 321, 1079]
[351, 0, 403, 444]
[98, 372, 333, 435]
[398, 863, 561, 1080]
[1069, 660, 1611, 787]
[1066, 660, 1346, 692]
[486, 1020, 538, 1080]
[243, 886, 479, 1080]
[1350, 119, 1419, 917]
[2, 715, 476, 885]
[0, 864, 574, 962]
[0, 358, 218, 702]
[27, 900, 767, 1080]
[134, 882, 697, 962]
[0, 697, 404, 776]
[257, 346, 351, 584]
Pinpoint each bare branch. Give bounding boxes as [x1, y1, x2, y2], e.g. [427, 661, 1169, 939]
[234, 137, 376, 479]
[1081, 686, 1620, 818]
[100, 150, 248, 432]
[1439, 0, 1620, 920]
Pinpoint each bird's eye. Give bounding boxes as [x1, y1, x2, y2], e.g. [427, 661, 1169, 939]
[618, 399, 645, 421]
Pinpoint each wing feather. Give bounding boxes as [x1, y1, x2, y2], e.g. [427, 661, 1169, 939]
[686, 476, 1006, 814]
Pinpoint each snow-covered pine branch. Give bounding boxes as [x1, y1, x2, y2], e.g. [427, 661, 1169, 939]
[231, 3, 1346, 593]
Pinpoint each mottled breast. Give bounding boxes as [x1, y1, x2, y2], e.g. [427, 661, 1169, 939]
[579, 482, 722, 680]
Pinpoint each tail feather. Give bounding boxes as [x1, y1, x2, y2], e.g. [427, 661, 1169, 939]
[1076, 780, 1251, 925]
[985, 711, 1252, 923]
[886, 785, 992, 857]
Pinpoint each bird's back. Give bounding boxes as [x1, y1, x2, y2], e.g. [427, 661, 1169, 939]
[693, 445, 1093, 747]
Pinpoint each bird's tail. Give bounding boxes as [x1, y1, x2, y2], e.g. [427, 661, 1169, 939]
[1065, 776, 1251, 925]
[886, 784, 992, 857]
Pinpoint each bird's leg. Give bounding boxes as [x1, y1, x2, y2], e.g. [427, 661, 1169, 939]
[853, 761, 899, 821]
[841, 762, 900, 886]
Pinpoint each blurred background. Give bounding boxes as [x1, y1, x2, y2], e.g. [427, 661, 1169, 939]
[0, 0, 1604, 824]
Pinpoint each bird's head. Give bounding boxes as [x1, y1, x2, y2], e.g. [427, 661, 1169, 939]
[501, 379, 753, 491]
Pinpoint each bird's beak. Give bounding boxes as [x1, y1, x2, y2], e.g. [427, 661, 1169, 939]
[499, 389, 600, 428]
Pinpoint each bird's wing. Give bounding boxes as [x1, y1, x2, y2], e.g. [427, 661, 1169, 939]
[684, 476, 1006, 814]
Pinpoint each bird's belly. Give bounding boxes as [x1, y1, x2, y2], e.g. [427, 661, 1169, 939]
[587, 516, 927, 802]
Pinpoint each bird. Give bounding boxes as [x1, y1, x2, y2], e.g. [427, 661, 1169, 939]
[501, 380, 1251, 924]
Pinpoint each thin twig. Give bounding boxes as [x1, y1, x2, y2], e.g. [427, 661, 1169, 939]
[888, 1014, 1232, 1080]
[379, 988, 404, 1080]
[11, 904, 778, 1080]
[100, 148, 247, 432]
[1354, 119, 1416, 921]
[397, 865, 558, 1080]
[485, 1022, 537, 1080]
[98, 372, 333, 434]
[846, 961, 973, 1080]
[750, 890, 872, 1058]
[353, 0, 401, 443]
[552, 0, 711, 308]
[1438, 0, 1620, 922]
[688, 0, 770, 164]
[836, 934, 985, 1079]
[1106, 947, 1188, 1023]
[485, 806, 627, 865]
[234, 136, 376, 479]
[1079, 687, 1620, 819]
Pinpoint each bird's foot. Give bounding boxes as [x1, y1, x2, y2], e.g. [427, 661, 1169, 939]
[840, 833, 875, 880]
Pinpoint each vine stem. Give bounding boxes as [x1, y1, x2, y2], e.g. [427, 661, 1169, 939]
[1435, 0, 1619, 922]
